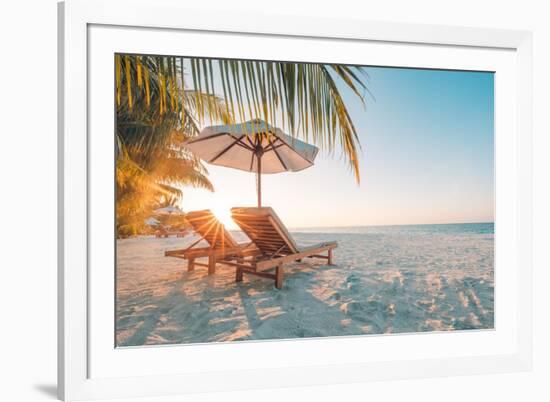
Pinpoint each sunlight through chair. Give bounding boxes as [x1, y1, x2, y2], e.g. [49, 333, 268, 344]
[165, 209, 257, 275]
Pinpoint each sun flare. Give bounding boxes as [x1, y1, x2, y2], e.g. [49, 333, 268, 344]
[210, 205, 235, 229]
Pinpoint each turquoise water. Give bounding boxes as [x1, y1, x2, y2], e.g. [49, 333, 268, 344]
[289, 222, 494, 235]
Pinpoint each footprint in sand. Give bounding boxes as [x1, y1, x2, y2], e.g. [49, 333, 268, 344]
[345, 274, 362, 292]
[415, 298, 436, 314]
[343, 300, 384, 332]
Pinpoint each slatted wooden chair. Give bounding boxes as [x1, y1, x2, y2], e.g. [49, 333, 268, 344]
[226, 207, 337, 289]
[165, 209, 257, 275]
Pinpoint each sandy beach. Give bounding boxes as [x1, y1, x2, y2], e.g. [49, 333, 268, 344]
[116, 223, 494, 346]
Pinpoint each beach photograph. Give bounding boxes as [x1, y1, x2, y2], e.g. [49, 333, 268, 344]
[115, 55, 494, 347]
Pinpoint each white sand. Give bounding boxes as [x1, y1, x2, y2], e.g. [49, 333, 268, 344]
[116, 227, 494, 346]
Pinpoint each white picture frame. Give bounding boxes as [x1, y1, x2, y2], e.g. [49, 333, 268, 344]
[58, 0, 533, 400]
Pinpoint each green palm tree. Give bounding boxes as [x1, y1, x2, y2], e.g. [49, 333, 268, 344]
[115, 55, 369, 236]
[117, 55, 369, 182]
[116, 55, 232, 236]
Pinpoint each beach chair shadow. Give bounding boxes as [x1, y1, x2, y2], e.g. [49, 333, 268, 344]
[232, 262, 369, 340]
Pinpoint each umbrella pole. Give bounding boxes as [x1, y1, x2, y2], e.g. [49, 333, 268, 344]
[257, 154, 262, 207]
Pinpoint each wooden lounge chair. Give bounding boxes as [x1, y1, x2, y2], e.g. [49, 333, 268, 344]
[165, 209, 257, 275]
[226, 207, 337, 289]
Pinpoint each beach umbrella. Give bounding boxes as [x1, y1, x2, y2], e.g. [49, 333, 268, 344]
[183, 119, 319, 207]
[154, 206, 184, 216]
[144, 217, 160, 226]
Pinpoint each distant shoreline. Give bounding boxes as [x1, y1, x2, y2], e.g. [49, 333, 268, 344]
[272, 221, 494, 232]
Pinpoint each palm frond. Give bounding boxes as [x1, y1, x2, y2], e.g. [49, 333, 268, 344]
[114, 54, 371, 236]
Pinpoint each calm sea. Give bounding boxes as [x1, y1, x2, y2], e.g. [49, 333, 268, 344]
[287, 222, 494, 235]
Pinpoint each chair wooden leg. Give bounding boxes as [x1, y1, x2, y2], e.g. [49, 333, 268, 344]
[275, 264, 284, 289]
[188, 258, 195, 272]
[208, 255, 216, 275]
[328, 249, 334, 265]
[236, 267, 243, 282]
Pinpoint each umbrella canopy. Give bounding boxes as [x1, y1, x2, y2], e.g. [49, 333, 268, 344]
[154, 206, 184, 215]
[184, 119, 319, 206]
[144, 217, 160, 226]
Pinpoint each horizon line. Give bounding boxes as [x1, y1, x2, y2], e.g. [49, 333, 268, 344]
[225, 220, 495, 231]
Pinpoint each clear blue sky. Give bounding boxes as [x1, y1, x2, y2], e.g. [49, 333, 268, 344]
[180, 64, 494, 229]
